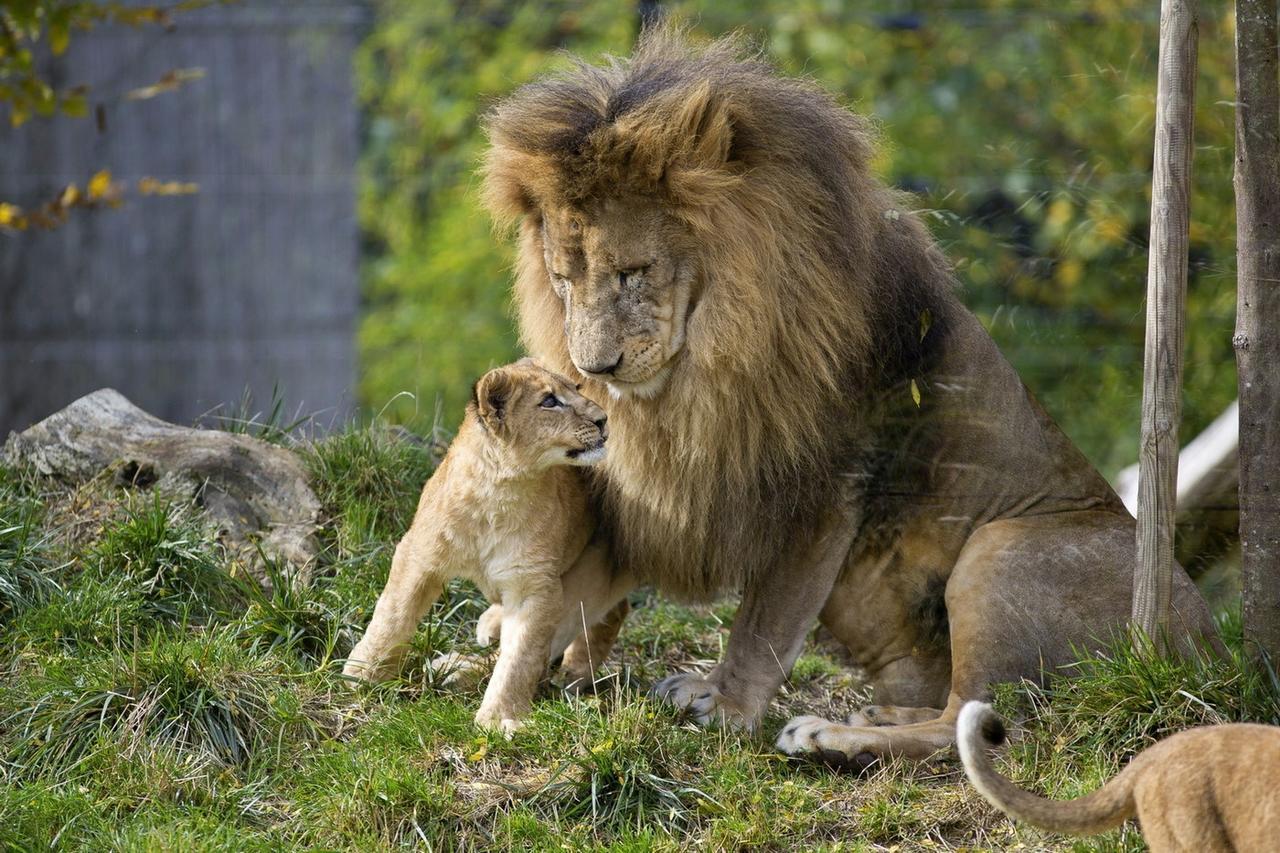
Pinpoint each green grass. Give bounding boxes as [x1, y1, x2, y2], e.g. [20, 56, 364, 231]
[0, 430, 1273, 851]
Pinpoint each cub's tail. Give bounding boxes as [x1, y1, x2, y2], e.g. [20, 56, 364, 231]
[957, 701, 1137, 836]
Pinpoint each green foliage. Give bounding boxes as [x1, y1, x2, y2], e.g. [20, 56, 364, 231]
[356, 1, 637, 422]
[359, 1, 1239, 478]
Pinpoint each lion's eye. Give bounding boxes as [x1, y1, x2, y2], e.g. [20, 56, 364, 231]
[540, 393, 561, 409]
[618, 267, 647, 288]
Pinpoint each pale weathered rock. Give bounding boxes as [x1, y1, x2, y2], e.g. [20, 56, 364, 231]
[3, 388, 320, 586]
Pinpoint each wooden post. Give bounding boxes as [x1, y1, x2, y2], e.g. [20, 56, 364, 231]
[1234, 0, 1280, 666]
[1133, 0, 1199, 647]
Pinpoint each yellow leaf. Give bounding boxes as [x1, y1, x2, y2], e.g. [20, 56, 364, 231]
[87, 170, 112, 200]
[0, 203, 20, 226]
[468, 742, 488, 762]
[910, 379, 921, 408]
[590, 738, 614, 755]
[50, 21, 70, 56]
[59, 185, 80, 207]
[61, 94, 87, 118]
[919, 308, 932, 342]
[126, 68, 206, 101]
[138, 177, 199, 196]
[1055, 258, 1084, 288]
[1046, 198, 1073, 229]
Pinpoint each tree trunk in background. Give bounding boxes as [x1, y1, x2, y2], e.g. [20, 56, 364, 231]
[1234, 0, 1280, 666]
[1133, 0, 1198, 648]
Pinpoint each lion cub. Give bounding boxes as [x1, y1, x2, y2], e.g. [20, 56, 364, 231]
[958, 701, 1280, 852]
[343, 358, 608, 732]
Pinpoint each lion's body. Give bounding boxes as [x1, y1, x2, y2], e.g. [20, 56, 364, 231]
[343, 360, 614, 732]
[958, 702, 1280, 852]
[482, 28, 1219, 758]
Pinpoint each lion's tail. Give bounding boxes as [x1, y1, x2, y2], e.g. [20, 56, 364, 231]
[957, 701, 1137, 836]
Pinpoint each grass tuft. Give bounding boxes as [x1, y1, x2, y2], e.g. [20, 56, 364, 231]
[303, 425, 439, 559]
[525, 698, 722, 833]
[0, 471, 60, 623]
[2, 634, 333, 780]
[89, 495, 242, 623]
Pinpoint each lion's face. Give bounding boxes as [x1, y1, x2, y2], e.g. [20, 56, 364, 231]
[540, 198, 696, 398]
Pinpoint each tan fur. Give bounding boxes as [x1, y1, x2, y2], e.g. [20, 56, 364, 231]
[342, 359, 609, 733]
[482, 25, 1220, 754]
[958, 702, 1280, 852]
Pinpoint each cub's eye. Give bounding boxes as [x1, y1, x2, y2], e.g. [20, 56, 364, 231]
[539, 393, 561, 409]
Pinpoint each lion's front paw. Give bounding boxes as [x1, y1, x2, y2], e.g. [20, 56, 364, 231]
[650, 672, 756, 730]
[776, 715, 881, 772]
[475, 604, 503, 646]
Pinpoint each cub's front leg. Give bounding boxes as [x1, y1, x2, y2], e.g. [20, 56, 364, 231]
[344, 534, 444, 683]
[474, 572, 562, 734]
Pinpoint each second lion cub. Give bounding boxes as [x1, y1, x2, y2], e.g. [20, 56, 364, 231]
[343, 358, 609, 732]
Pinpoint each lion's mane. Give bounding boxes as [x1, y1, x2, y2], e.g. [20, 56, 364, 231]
[482, 27, 955, 598]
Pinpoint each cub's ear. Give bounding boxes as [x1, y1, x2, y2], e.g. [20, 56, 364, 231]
[473, 367, 515, 432]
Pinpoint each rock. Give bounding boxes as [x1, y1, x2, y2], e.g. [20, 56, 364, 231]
[4, 388, 321, 586]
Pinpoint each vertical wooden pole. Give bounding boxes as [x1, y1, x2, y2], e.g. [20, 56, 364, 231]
[1234, 0, 1280, 666]
[1133, 0, 1199, 647]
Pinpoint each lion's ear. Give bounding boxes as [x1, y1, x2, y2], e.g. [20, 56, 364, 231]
[659, 81, 744, 210]
[672, 80, 736, 170]
[481, 148, 547, 227]
[473, 367, 515, 432]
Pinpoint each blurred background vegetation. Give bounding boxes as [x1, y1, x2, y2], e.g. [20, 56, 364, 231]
[358, 0, 1239, 480]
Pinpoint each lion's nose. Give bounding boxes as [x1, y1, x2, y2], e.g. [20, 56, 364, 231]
[579, 354, 622, 377]
[594, 415, 608, 438]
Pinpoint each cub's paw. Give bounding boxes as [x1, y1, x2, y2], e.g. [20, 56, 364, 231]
[650, 672, 756, 731]
[340, 652, 393, 686]
[474, 704, 523, 737]
[776, 715, 881, 773]
[429, 651, 491, 690]
[551, 664, 594, 696]
[475, 604, 503, 646]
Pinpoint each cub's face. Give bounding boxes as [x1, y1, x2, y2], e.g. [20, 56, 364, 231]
[473, 359, 608, 470]
[540, 197, 696, 399]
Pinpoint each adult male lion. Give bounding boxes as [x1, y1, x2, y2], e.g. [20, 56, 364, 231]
[480, 27, 1218, 764]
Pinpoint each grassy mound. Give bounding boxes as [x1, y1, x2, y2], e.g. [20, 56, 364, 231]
[0, 427, 1272, 851]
